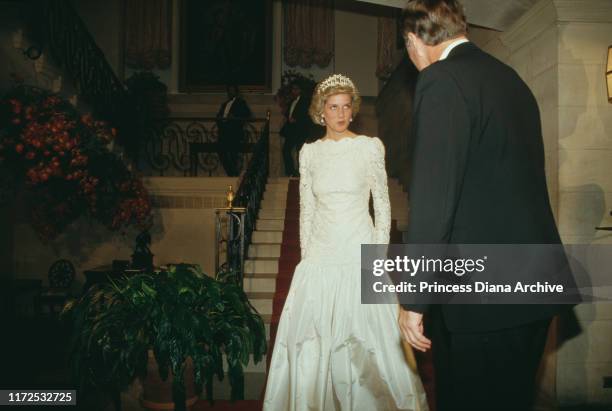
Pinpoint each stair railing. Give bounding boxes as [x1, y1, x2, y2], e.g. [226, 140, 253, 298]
[215, 111, 270, 286]
[145, 116, 269, 176]
[42, 0, 138, 154]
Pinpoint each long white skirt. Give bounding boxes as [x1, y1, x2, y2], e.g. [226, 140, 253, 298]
[263, 257, 429, 411]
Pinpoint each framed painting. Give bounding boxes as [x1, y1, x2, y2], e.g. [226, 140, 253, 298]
[180, 0, 272, 92]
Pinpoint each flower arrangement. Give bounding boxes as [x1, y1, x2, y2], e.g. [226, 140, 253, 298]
[0, 85, 152, 241]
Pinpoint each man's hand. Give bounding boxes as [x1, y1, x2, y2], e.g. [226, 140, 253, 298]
[398, 308, 431, 352]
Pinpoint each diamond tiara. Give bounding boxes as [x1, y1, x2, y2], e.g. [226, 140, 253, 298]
[316, 74, 357, 94]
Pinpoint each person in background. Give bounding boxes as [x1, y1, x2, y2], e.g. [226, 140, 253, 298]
[216, 84, 251, 176]
[280, 82, 311, 176]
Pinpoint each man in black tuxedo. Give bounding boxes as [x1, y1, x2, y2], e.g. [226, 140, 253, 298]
[216, 85, 252, 176]
[397, 1, 572, 410]
[280, 82, 310, 176]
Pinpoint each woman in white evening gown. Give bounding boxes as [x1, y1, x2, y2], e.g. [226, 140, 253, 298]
[263, 74, 429, 411]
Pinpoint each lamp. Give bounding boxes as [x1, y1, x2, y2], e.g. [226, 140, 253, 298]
[607, 45, 612, 103]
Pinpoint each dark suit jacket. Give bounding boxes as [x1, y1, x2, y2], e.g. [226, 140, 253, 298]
[216, 97, 252, 143]
[280, 96, 311, 141]
[403, 42, 571, 332]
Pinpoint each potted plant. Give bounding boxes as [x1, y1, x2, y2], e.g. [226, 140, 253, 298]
[62, 264, 267, 411]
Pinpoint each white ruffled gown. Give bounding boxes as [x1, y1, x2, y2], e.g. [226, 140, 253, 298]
[263, 135, 429, 411]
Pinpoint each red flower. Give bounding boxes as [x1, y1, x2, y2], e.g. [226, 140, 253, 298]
[81, 113, 93, 126]
[2, 86, 153, 240]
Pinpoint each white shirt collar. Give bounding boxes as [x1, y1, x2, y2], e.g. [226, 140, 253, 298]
[289, 96, 300, 117]
[223, 97, 235, 118]
[439, 38, 470, 61]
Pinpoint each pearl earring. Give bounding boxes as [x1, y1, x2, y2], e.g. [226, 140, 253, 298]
[320, 116, 325, 125]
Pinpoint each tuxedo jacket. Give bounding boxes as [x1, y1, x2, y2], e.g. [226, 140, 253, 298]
[280, 96, 311, 141]
[216, 97, 251, 143]
[403, 42, 571, 333]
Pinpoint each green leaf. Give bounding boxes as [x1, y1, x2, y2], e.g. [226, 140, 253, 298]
[64, 264, 267, 403]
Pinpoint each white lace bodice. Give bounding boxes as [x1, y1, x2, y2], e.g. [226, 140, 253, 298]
[298, 135, 391, 260]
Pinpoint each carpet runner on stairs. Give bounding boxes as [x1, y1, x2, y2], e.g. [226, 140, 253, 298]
[267, 179, 301, 369]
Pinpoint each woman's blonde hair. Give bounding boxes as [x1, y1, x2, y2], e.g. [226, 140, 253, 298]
[309, 74, 361, 124]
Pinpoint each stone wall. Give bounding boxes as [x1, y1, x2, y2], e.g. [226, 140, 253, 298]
[12, 177, 237, 290]
[472, 0, 612, 406]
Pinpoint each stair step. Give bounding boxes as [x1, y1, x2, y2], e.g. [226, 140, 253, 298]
[266, 180, 290, 186]
[244, 276, 276, 293]
[244, 272, 278, 279]
[258, 209, 286, 219]
[245, 258, 279, 274]
[251, 231, 283, 244]
[249, 294, 273, 315]
[256, 219, 285, 231]
[211, 371, 266, 400]
[247, 291, 276, 299]
[260, 198, 287, 209]
[264, 187, 289, 194]
[248, 243, 281, 258]
[264, 189, 289, 199]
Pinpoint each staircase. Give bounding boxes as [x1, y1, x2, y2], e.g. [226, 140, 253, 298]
[201, 177, 287, 402]
[207, 176, 436, 410]
[245, 176, 291, 333]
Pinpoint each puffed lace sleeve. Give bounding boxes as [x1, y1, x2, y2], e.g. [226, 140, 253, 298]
[369, 137, 391, 244]
[299, 144, 315, 258]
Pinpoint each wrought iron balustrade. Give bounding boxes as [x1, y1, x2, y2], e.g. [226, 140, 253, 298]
[43, 0, 135, 144]
[145, 116, 269, 176]
[215, 112, 270, 285]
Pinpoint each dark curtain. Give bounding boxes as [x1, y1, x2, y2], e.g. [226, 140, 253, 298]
[284, 0, 334, 68]
[124, 0, 172, 70]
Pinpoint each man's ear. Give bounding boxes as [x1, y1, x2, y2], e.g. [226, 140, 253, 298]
[407, 33, 424, 54]
[406, 32, 415, 49]
[404, 32, 414, 55]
